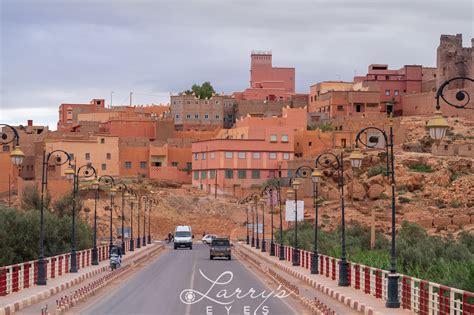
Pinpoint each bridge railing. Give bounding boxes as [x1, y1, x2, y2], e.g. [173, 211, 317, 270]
[0, 245, 112, 296]
[263, 240, 474, 315]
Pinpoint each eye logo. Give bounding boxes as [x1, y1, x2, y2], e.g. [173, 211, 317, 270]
[184, 291, 196, 303]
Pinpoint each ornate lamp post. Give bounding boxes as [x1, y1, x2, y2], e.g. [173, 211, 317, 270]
[294, 166, 323, 274]
[148, 198, 155, 244]
[314, 152, 348, 286]
[116, 183, 130, 255]
[288, 178, 301, 266]
[128, 192, 137, 251]
[90, 179, 100, 265]
[426, 77, 474, 142]
[259, 196, 267, 252]
[0, 124, 25, 167]
[261, 184, 280, 256]
[64, 163, 96, 272]
[238, 198, 250, 245]
[143, 196, 147, 247]
[352, 121, 399, 307]
[139, 195, 148, 248]
[253, 194, 260, 249]
[251, 199, 255, 247]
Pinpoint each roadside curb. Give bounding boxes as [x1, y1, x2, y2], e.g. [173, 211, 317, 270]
[0, 244, 159, 315]
[238, 244, 382, 315]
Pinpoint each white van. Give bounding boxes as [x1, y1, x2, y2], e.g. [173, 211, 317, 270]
[174, 225, 193, 250]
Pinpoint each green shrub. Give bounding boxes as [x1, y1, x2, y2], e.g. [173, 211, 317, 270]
[450, 171, 468, 182]
[435, 199, 446, 209]
[367, 165, 387, 178]
[450, 200, 462, 208]
[318, 123, 334, 132]
[408, 163, 433, 173]
[399, 196, 411, 204]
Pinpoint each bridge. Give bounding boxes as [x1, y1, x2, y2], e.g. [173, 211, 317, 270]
[1, 239, 473, 315]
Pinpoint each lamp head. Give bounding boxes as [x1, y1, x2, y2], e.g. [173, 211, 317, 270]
[64, 167, 75, 181]
[91, 179, 100, 190]
[311, 169, 322, 183]
[10, 146, 25, 166]
[292, 179, 301, 191]
[349, 149, 364, 169]
[109, 187, 118, 197]
[426, 110, 449, 141]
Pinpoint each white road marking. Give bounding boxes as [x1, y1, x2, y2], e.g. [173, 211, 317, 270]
[185, 254, 197, 315]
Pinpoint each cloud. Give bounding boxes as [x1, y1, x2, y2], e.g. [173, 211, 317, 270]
[1, 0, 473, 128]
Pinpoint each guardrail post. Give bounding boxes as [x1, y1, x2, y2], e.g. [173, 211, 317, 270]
[401, 276, 411, 309]
[12, 265, 19, 292]
[364, 267, 370, 294]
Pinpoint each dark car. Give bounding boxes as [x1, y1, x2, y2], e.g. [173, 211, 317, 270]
[210, 238, 231, 260]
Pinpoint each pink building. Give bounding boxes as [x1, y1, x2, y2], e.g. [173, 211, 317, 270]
[233, 51, 297, 101]
[191, 107, 307, 196]
[356, 64, 423, 115]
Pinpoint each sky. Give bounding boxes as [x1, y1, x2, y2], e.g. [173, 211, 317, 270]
[1, 0, 473, 129]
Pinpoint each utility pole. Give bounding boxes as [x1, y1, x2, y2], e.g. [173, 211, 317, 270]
[110, 91, 114, 108]
[130, 92, 133, 107]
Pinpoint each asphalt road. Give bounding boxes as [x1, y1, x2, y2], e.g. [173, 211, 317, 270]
[80, 242, 297, 315]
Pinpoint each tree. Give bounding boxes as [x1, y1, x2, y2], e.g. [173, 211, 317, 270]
[186, 82, 216, 99]
[21, 185, 50, 211]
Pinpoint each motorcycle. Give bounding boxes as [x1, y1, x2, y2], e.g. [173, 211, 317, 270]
[110, 253, 121, 270]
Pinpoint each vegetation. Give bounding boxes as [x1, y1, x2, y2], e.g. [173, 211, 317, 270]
[0, 186, 93, 266]
[398, 196, 411, 204]
[408, 163, 434, 173]
[318, 122, 334, 132]
[183, 81, 216, 99]
[282, 221, 474, 291]
[367, 165, 387, 178]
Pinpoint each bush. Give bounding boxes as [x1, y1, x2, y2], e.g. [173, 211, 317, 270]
[52, 192, 84, 217]
[399, 196, 411, 204]
[367, 165, 387, 178]
[0, 206, 93, 266]
[21, 185, 51, 211]
[450, 200, 462, 208]
[408, 163, 433, 173]
[318, 122, 334, 132]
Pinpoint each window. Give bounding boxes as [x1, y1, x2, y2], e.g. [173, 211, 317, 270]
[209, 170, 216, 179]
[252, 152, 261, 159]
[186, 101, 190, 104]
[225, 169, 233, 179]
[283, 153, 290, 160]
[186, 114, 191, 119]
[100, 138, 105, 144]
[140, 161, 147, 169]
[238, 152, 246, 159]
[251, 170, 260, 179]
[2, 145, 9, 152]
[337, 105, 344, 111]
[152, 161, 162, 167]
[385, 75, 389, 80]
[85, 153, 90, 160]
[194, 171, 199, 180]
[194, 114, 199, 119]
[385, 90, 390, 96]
[204, 114, 209, 119]
[171, 162, 178, 167]
[444, 145, 449, 151]
[356, 104, 362, 112]
[225, 152, 233, 159]
[202, 152, 206, 160]
[269, 152, 277, 160]
[201, 171, 207, 179]
[210, 152, 215, 159]
[175, 114, 180, 119]
[341, 139, 347, 148]
[281, 134, 288, 142]
[101, 164, 107, 171]
[215, 114, 220, 119]
[270, 134, 277, 142]
[125, 162, 132, 169]
[308, 142, 312, 147]
[106, 153, 111, 160]
[238, 170, 246, 179]
[194, 153, 199, 160]
[186, 162, 192, 171]
[394, 90, 399, 96]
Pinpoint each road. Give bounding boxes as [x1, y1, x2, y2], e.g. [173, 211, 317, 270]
[79, 243, 298, 315]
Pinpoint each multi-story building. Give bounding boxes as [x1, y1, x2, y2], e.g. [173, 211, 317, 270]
[191, 107, 306, 196]
[57, 99, 105, 131]
[233, 51, 304, 102]
[170, 94, 235, 131]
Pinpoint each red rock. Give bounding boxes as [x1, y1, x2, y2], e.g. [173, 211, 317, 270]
[433, 217, 451, 228]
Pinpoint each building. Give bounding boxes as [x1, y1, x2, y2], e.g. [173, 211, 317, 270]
[57, 99, 105, 131]
[233, 51, 301, 101]
[170, 94, 235, 131]
[191, 107, 306, 196]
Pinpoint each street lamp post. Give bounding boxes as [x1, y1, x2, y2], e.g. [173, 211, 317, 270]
[294, 166, 323, 274]
[261, 184, 280, 256]
[260, 196, 266, 252]
[288, 178, 301, 266]
[278, 179, 285, 261]
[129, 193, 136, 251]
[314, 152, 349, 286]
[148, 199, 154, 244]
[116, 183, 130, 255]
[352, 122, 400, 306]
[254, 194, 260, 249]
[251, 202, 255, 247]
[94, 176, 116, 257]
[65, 163, 96, 273]
[143, 197, 147, 247]
[139, 195, 148, 248]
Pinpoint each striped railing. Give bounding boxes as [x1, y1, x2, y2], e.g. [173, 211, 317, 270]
[263, 240, 474, 315]
[0, 242, 120, 296]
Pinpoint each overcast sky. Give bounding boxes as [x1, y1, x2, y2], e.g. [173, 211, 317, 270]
[1, 0, 473, 129]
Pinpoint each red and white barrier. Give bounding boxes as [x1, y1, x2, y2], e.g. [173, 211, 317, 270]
[0, 245, 110, 296]
[259, 242, 474, 315]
